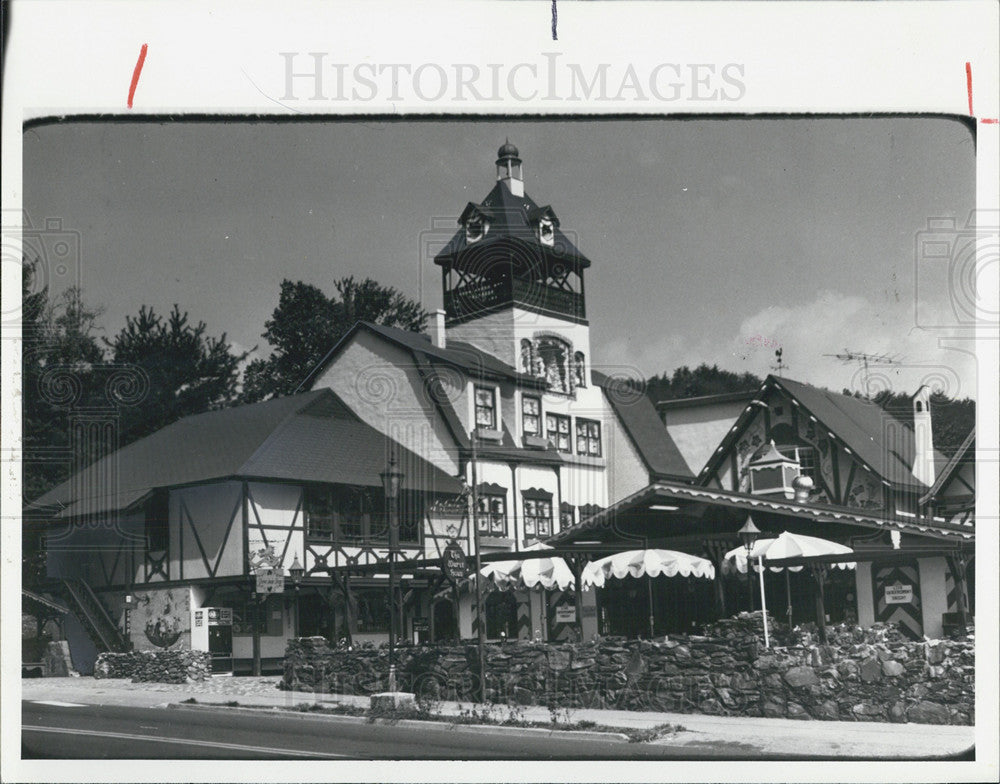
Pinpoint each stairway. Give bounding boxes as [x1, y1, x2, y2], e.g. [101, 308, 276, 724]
[60, 578, 129, 653]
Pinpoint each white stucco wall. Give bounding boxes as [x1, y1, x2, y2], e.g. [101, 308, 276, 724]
[855, 562, 875, 627]
[918, 557, 948, 639]
[662, 399, 749, 475]
[312, 330, 460, 475]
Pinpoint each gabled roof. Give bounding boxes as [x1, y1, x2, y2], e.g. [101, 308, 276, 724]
[592, 371, 693, 481]
[698, 376, 950, 492]
[920, 428, 976, 505]
[433, 180, 591, 268]
[30, 389, 462, 518]
[298, 321, 548, 394]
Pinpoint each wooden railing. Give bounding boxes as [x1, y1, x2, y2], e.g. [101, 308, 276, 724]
[445, 277, 585, 320]
[61, 578, 129, 652]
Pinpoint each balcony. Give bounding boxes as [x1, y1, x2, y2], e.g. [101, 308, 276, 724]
[445, 277, 585, 323]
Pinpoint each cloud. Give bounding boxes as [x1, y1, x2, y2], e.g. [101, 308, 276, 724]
[601, 289, 979, 399]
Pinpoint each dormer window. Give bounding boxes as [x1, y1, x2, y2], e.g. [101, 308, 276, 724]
[466, 215, 489, 243]
[538, 218, 555, 246]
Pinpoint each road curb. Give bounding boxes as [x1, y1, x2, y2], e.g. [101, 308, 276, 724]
[167, 702, 632, 744]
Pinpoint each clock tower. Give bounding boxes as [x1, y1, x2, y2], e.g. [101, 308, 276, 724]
[434, 142, 593, 391]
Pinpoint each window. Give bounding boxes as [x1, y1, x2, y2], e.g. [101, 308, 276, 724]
[476, 486, 508, 537]
[536, 336, 571, 393]
[522, 395, 541, 437]
[305, 484, 385, 542]
[777, 445, 817, 481]
[231, 594, 283, 637]
[576, 419, 602, 457]
[546, 413, 571, 452]
[523, 496, 553, 538]
[520, 339, 534, 374]
[475, 386, 496, 429]
[145, 491, 169, 552]
[559, 502, 575, 528]
[573, 351, 586, 388]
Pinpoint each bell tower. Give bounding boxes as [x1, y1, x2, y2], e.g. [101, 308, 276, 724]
[433, 142, 592, 376]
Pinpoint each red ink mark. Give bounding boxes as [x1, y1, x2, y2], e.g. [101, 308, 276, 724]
[128, 44, 148, 109]
[965, 61, 973, 116]
[983, 118, 999, 124]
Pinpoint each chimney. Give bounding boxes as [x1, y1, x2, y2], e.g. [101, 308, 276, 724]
[429, 309, 447, 349]
[911, 384, 936, 486]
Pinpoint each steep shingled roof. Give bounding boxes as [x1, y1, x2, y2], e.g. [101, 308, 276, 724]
[592, 370, 693, 481]
[30, 389, 462, 518]
[433, 180, 591, 268]
[698, 376, 952, 492]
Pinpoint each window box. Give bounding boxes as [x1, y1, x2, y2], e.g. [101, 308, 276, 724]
[522, 434, 550, 450]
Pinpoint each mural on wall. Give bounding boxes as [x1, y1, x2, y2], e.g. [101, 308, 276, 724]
[734, 418, 766, 492]
[135, 587, 190, 650]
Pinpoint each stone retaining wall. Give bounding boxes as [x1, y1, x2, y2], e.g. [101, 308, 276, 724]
[280, 614, 974, 724]
[94, 649, 211, 683]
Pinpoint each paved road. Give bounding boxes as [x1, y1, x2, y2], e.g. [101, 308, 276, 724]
[20, 700, 897, 761]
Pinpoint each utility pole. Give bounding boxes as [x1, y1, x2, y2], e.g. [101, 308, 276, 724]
[469, 431, 487, 704]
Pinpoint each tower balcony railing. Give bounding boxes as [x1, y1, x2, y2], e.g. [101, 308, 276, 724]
[445, 277, 585, 321]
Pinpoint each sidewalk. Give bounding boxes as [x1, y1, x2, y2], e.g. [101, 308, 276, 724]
[20, 676, 974, 759]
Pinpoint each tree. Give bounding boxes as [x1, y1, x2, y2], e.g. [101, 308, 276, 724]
[242, 276, 427, 402]
[22, 260, 107, 502]
[22, 260, 107, 586]
[846, 388, 976, 459]
[105, 304, 248, 445]
[646, 363, 763, 404]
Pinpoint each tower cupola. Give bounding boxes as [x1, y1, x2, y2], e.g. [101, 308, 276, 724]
[496, 140, 524, 196]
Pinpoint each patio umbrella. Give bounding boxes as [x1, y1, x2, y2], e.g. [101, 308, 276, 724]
[582, 549, 716, 638]
[480, 542, 575, 592]
[723, 532, 855, 643]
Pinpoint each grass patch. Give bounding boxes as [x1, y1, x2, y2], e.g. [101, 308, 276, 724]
[179, 697, 197, 704]
[626, 723, 686, 743]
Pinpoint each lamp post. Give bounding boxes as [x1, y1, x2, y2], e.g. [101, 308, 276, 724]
[380, 451, 404, 692]
[737, 516, 761, 613]
[288, 555, 304, 638]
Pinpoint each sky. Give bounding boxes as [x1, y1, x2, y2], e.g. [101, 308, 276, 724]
[23, 117, 978, 399]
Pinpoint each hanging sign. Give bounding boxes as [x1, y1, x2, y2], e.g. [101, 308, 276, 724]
[884, 581, 913, 605]
[442, 542, 469, 580]
[255, 567, 285, 594]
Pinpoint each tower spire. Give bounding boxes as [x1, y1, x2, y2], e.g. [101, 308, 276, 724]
[495, 140, 523, 196]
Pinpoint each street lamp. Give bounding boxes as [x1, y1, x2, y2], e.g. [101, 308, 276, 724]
[738, 516, 761, 613]
[380, 450, 404, 692]
[288, 555, 305, 638]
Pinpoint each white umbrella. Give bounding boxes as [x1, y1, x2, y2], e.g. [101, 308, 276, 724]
[723, 533, 856, 575]
[581, 549, 715, 639]
[582, 549, 716, 588]
[723, 532, 855, 644]
[481, 542, 575, 592]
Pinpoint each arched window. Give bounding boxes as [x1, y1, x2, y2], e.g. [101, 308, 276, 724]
[915, 401, 924, 412]
[520, 339, 534, 374]
[535, 336, 571, 393]
[573, 351, 586, 388]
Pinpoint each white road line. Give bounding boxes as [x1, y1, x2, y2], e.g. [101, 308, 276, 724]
[29, 701, 87, 708]
[21, 725, 348, 759]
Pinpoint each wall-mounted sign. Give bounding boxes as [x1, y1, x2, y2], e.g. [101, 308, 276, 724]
[442, 543, 468, 580]
[884, 582, 913, 605]
[555, 605, 577, 623]
[255, 568, 285, 594]
[412, 617, 429, 632]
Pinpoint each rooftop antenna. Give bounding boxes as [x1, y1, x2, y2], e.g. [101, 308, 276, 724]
[824, 349, 899, 399]
[770, 348, 788, 378]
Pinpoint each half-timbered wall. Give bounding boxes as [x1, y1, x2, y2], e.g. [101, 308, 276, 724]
[169, 481, 244, 581]
[46, 511, 144, 589]
[703, 390, 894, 512]
[246, 481, 305, 574]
